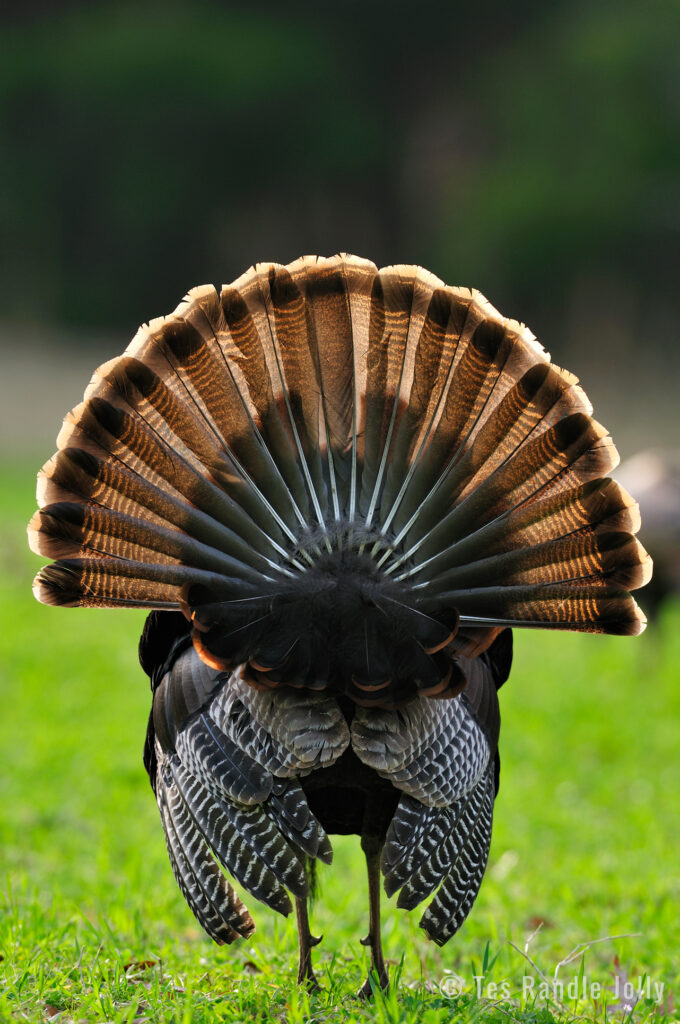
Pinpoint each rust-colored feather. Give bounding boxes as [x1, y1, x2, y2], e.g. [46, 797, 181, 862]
[30, 254, 650, 693]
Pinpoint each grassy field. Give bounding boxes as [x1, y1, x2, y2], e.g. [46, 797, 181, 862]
[1, 460, 678, 1023]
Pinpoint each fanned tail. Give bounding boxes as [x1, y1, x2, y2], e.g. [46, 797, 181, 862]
[29, 255, 651, 705]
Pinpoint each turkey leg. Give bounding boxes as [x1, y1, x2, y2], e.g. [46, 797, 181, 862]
[295, 895, 322, 989]
[357, 834, 389, 998]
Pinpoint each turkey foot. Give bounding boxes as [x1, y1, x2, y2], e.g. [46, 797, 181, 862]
[357, 835, 389, 999]
[295, 896, 322, 990]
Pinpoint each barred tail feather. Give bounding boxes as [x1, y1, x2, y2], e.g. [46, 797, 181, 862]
[30, 255, 651, 702]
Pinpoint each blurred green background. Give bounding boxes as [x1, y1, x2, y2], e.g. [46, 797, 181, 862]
[1, 0, 679, 458]
[1, 4, 679, 1019]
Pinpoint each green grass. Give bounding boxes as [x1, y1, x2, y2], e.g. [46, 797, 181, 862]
[1, 459, 678, 1023]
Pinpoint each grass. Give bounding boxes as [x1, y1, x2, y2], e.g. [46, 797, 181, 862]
[0, 458, 678, 1023]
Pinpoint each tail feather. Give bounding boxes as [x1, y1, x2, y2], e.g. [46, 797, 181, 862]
[219, 280, 313, 523]
[361, 266, 446, 527]
[94, 355, 295, 546]
[146, 312, 307, 534]
[426, 476, 640, 576]
[55, 394, 293, 560]
[28, 502, 274, 583]
[388, 315, 522, 540]
[33, 556, 257, 609]
[35, 447, 282, 573]
[339, 255, 377, 522]
[259, 265, 328, 527]
[233, 264, 328, 537]
[381, 286, 465, 522]
[30, 255, 650, 700]
[427, 531, 650, 593]
[293, 255, 356, 517]
[424, 583, 644, 635]
[401, 413, 609, 571]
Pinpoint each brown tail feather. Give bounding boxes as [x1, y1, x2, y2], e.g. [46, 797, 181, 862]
[30, 254, 650, 698]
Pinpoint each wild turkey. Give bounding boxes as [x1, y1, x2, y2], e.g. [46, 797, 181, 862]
[29, 254, 651, 995]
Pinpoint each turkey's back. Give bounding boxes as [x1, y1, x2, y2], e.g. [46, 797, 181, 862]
[140, 609, 510, 946]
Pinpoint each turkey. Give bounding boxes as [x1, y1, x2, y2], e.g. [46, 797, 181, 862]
[28, 254, 651, 995]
